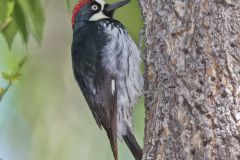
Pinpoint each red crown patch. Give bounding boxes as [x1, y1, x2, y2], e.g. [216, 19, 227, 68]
[72, 0, 92, 28]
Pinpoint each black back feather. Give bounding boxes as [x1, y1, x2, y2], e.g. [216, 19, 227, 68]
[72, 20, 118, 160]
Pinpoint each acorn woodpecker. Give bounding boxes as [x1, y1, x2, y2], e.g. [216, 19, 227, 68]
[71, 0, 143, 159]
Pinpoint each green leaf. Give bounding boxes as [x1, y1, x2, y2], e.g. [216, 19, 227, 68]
[0, 88, 4, 96]
[12, 73, 22, 82]
[1, 1, 17, 48]
[0, 0, 8, 26]
[7, 1, 15, 17]
[9, 68, 18, 77]
[1, 72, 11, 80]
[64, 0, 71, 13]
[17, 0, 45, 43]
[1, 0, 45, 46]
[1, 56, 27, 82]
[1, 18, 18, 48]
[18, 55, 28, 68]
[14, 2, 29, 43]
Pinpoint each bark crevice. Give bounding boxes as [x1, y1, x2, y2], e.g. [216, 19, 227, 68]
[139, 0, 240, 159]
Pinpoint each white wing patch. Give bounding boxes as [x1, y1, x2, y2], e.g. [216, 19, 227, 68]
[111, 79, 115, 94]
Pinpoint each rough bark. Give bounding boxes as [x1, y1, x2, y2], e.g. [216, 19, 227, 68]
[138, 0, 240, 159]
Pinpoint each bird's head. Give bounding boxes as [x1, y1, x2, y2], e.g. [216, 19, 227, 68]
[72, 0, 130, 28]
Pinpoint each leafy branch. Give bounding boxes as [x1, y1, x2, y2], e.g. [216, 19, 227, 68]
[0, 0, 74, 102]
[0, 56, 28, 102]
[0, 0, 45, 48]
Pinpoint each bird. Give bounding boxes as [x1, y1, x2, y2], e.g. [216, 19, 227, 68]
[71, 0, 143, 159]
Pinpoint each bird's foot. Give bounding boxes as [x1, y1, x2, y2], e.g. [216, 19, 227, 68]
[138, 28, 145, 51]
[141, 87, 163, 96]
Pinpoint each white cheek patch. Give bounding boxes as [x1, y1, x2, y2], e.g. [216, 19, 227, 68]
[89, 11, 109, 21]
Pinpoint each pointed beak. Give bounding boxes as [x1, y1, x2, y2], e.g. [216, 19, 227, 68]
[105, 0, 130, 12]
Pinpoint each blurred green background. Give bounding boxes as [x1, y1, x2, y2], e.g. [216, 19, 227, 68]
[0, 0, 144, 160]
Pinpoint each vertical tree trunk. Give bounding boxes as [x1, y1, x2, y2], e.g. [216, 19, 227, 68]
[139, 0, 240, 159]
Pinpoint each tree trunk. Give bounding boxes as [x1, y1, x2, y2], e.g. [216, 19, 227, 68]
[138, 0, 240, 159]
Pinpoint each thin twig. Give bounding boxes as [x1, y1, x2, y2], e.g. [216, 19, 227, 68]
[0, 17, 12, 32]
[0, 81, 12, 102]
[0, 56, 28, 102]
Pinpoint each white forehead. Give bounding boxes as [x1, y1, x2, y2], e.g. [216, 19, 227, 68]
[95, 0, 106, 7]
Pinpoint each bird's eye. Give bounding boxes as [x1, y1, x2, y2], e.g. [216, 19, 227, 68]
[91, 4, 99, 11]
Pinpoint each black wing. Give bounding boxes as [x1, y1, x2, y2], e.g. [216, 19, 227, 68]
[71, 23, 118, 159]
